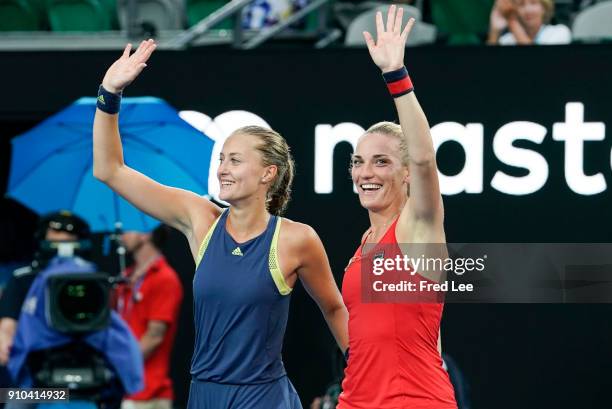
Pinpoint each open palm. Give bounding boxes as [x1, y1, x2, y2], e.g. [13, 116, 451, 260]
[363, 5, 415, 73]
[102, 39, 157, 93]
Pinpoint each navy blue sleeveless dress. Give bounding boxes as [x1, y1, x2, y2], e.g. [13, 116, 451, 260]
[187, 210, 302, 409]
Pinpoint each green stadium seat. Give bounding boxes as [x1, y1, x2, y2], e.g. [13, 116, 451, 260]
[431, 0, 494, 45]
[47, 0, 112, 31]
[28, 0, 49, 24]
[187, 0, 232, 29]
[118, 0, 184, 31]
[98, 0, 119, 29]
[0, 0, 41, 31]
[294, 2, 323, 32]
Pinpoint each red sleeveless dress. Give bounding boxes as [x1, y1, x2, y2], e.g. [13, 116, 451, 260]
[337, 219, 457, 409]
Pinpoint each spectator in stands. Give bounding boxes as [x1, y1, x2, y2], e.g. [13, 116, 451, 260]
[115, 225, 183, 409]
[487, 0, 571, 45]
[242, 0, 293, 29]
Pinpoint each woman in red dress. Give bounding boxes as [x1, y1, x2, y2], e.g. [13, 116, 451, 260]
[337, 6, 457, 409]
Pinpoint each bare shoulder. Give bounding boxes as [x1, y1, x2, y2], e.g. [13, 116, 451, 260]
[277, 217, 320, 250]
[360, 228, 372, 244]
[276, 218, 327, 276]
[190, 194, 223, 225]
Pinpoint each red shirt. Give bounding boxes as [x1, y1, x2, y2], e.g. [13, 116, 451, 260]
[337, 220, 457, 409]
[116, 256, 183, 401]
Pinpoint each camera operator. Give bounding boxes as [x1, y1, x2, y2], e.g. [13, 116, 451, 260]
[0, 211, 91, 365]
[0, 210, 144, 408]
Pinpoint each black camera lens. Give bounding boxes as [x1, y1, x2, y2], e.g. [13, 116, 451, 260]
[57, 280, 106, 325]
[48, 273, 111, 333]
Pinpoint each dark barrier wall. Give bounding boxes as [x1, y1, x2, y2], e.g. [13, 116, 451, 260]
[1, 45, 612, 408]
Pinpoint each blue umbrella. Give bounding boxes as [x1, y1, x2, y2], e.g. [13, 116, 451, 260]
[7, 97, 214, 232]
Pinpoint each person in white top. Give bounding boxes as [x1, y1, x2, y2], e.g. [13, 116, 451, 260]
[487, 0, 572, 45]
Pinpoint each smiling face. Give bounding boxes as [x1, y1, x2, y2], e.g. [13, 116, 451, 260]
[351, 132, 409, 212]
[517, 0, 546, 31]
[217, 132, 273, 205]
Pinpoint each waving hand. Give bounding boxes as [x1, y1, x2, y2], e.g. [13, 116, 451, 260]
[102, 39, 157, 93]
[363, 5, 415, 73]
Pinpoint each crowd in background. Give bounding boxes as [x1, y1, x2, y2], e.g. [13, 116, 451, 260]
[332, 0, 602, 45]
[1, 0, 612, 45]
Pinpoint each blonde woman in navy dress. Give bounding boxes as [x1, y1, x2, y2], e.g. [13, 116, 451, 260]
[93, 40, 348, 409]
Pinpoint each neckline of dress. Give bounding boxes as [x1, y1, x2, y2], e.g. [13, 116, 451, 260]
[224, 212, 274, 246]
[359, 216, 399, 258]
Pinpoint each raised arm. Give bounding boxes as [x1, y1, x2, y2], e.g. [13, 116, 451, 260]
[506, 18, 533, 44]
[487, 0, 509, 44]
[363, 6, 443, 226]
[93, 40, 220, 253]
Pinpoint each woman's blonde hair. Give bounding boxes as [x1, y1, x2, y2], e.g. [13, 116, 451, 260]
[539, 0, 554, 24]
[365, 121, 410, 167]
[518, 0, 554, 23]
[232, 125, 295, 216]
